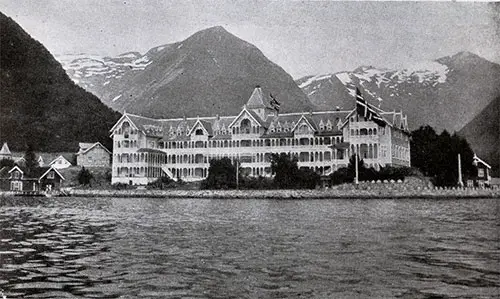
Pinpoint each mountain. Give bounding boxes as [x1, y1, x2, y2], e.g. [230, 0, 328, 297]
[296, 52, 500, 133]
[59, 26, 314, 119]
[0, 13, 121, 152]
[458, 96, 499, 177]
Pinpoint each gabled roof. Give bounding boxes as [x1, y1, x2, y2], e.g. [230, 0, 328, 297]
[39, 167, 65, 181]
[0, 143, 11, 156]
[291, 114, 318, 132]
[246, 87, 267, 109]
[9, 165, 52, 180]
[76, 142, 111, 156]
[0, 166, 10, 179]
[473, 154, 491, 169]
[49, 155, 72, 166]
[228, 108, 264, 128]
[8, 165, 23, 174]
[187, 119, 213, 136]
[109, 113, 141, 133]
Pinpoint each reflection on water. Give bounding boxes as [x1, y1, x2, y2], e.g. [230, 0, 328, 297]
[0, 197, 499, 298]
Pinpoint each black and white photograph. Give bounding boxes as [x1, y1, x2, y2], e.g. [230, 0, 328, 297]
[0, 0, 499, 298]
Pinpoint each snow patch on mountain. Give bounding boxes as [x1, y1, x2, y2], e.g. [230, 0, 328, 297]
[112, 94, 122, 102]
[335, 72, 352, 85]
[298, 74, 334, 89]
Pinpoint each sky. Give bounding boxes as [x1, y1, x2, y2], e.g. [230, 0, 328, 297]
[1, 1, 499, 78]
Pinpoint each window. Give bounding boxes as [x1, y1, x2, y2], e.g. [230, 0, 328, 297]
[195, 129, 203, 135]
[47, 171, 54, 179]
[241, 119, 251, 134]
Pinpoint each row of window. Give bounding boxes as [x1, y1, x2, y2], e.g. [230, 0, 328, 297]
[351, 127, 380, 136]
[153, 136, 345, 150]
[392, 145, 410, 161]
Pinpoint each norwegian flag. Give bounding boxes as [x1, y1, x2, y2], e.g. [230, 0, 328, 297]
[355, 88, 386, 127]
[269, 93, 281, 112]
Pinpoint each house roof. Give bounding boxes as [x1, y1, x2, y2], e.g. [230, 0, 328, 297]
[0, 143, 12, 156]
[246, 87, 267, 109]
[40, 167, 65, 181]
[38, 153, 74, 165]
[76, 142, 111, 156]
[473, 154, 491, 169]
[49, 155, 72, 166]
[0, 166, 10, 179]
[6, 165, 65, 180]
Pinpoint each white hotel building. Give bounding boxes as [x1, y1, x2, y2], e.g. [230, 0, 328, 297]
[110, 87, 411, 185]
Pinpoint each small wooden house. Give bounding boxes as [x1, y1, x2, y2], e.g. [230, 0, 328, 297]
[76, 142, 111, 167]
[0, 165, 65, 192]
[467, 154, 492, 188]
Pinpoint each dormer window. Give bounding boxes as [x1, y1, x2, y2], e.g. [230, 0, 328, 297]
[240, 119, 251, 134]
[122, 122, 130, 138]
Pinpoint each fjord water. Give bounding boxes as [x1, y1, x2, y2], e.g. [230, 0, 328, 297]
[0, 197, 498, 298]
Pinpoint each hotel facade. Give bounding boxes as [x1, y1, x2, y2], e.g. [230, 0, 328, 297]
[110, 87, 411, 185]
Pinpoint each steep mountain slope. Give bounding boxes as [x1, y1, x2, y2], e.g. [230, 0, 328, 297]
[297, 52, 500, 132]
[458, 96, 499, 176]
[0, 13, 121, 152]
[60, 26, 314, 118]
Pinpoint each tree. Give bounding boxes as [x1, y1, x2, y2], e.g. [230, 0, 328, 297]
[410, 126, 477, 186]
[0, 158, 14, 168]
[78, 167, 93, 186]
[201, 158, 236, 189]
[270, 153, 300, 189]
[23, 144, 38, 176]
[410, 125, 438, 176]
[270, 153, 320, 189]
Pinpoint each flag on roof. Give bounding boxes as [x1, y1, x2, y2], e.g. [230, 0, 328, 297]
[269, 93, 281, 112]
[355, 88, 386, 127]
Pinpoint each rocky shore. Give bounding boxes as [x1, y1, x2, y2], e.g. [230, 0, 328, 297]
[62, 184, 499, 199]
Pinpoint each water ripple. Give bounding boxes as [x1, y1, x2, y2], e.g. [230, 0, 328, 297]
[0, 197, 499, 298]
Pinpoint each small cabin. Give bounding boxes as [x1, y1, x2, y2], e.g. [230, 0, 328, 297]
[76, 142, 111, 167]
[467, 154, 492, 188]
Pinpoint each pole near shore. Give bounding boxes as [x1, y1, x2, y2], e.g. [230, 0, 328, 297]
[458, 153, 463, 187]
[236, 159, 239, 190]
[354, 151, 359, 185]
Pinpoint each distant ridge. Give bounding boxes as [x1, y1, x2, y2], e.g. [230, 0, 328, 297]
[59, 26, 314, 119]
[0, 12, 121, 152]
[296, 51, 500, 133]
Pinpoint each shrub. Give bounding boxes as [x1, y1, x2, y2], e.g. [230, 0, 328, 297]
[201, 158, 237, 189]
[77, 167, 93, 186]
[147, 176, 175, 189]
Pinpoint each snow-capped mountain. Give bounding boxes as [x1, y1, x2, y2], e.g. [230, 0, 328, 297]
[296, 52, 500, 133]
[57, 27, 313, 119]
[55, 45, 165, 97]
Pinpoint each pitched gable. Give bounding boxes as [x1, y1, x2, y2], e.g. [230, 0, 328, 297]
[228, 108, 263, 129]
[246, 87, 267, 109]
[291, 115, 317, 133]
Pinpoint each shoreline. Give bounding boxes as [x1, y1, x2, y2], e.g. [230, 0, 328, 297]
[1, 187, 497, 200]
